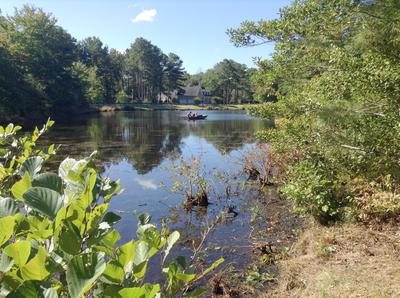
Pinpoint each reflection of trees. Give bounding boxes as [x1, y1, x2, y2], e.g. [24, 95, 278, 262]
[47, 111, 271, 174]
[189, 119, 269, 154]
[86, 111, 184, 174]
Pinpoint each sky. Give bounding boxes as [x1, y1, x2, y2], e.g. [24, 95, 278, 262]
[1, 0, 293, 74]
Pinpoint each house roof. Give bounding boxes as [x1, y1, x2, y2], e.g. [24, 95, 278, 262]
[182, 85, 202, 97]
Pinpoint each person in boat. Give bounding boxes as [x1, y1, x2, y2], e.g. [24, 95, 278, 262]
[188, 112, 193, 118]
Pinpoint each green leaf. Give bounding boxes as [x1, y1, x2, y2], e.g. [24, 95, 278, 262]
[138, 213, 151, 225]
[163, 231, 180, 262]
[0, 216, 15, 246]
[43, 287, 59, 298]
[66, 252, 106, 298]
[102, 212, 121, 225]
[11, 171, 31, 200]
[19, 156, 43, 179]
[6, 281, 42, 298]
[177, 272, 196, 283]
[184, 287, 208, 297]
[20, 246, 50, 281]
[58, 220, 82, 255]
[4, 240, 31, 268]
[0, 252, 14, 272]
[86, 204, 109, 234]
[0, 197, 19, 218]
[23, 187, 63, 219]
[58, 158, 77, 181]
[116, 241, 136, 273]
[134, 241, 150, 265]
[32, 173, 63, 194]
[103, 260, 125, 284]
[198, 258, 224, 278]
[101, 230, 121, 249]
[118, 284, 160, 298]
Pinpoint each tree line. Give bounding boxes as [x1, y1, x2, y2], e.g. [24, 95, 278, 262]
[0, 6, 187, 119]
[0, 5, 264, 120]
[229, 0, 400, 223]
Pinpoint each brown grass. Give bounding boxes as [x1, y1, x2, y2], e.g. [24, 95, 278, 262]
[266, 222, 400, 297]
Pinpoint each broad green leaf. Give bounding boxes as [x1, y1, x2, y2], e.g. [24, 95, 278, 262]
[23, 187, 63, 219]
[6, 280, 42, 298]
[58, 158, 77, 181]
[0, 197, 19, 218]
[66, 252, 106, 298]
[86, 204, 108, 234]
[133, 241, 150, 265]
[25, 216, 53, 240]
[103, 260, 125, 284]
[163, 231, 180, 262]
[19, 156, 43, 179]
[4, 240, 31, 268]
[58, 220, 82, 255]
[101, 230, 121, 249]
[0, 252, 14, 272]
[32, 173, 63, 194]
[11, 171, 31, 200]
[0, 216, 15, 246]
[102, 212, 121, 225]
[1, 270, 23, 294]
[118, 284, 160, 298]
[116, 241, 136, 273]
[133, 261, 148, 279]
[20, 246, 50, 281]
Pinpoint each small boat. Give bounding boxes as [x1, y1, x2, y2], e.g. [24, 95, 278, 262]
[187, 114, 208, 121]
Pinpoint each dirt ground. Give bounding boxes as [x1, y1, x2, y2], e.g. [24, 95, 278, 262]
[266, 222, 400, 298]
[211, 188, 400, 298]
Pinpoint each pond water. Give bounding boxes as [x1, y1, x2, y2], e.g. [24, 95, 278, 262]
[45, 110, 271, 273]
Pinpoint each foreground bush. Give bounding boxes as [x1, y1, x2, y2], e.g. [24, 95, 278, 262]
[0, 121, 222, 297]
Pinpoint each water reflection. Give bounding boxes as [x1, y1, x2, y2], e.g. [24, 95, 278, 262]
[48, 110, 269, 173]
[44, 110, 272, 271]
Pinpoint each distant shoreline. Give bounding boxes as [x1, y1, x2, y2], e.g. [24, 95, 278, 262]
[87, 103, 256, 113]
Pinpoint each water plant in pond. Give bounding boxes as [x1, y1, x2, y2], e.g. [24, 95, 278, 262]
[170, 156, 210, 208]
[0, 122, 223, 297]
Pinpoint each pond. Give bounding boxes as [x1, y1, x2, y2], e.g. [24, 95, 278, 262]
[44, 109, 272, 274]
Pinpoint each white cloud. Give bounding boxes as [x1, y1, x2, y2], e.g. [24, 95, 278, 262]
[132, 9, 157, 23]
[134, 178, 158, 190]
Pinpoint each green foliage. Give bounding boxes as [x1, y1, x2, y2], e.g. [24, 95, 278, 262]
[0, 5, 86, 118]
[193, 97, 203, 105]
[170, 156, 210, 206]
[115, 90, 130, 104]
[202, 59, 252, 103]
[282, 159, 345, 223]
[229, 0, 400, 223]
[0, 123, 223, 297]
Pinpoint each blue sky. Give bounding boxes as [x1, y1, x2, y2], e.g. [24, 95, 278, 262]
[1, 0, 292, 74]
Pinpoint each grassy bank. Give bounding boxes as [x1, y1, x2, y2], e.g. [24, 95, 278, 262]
[266, 221, 400, 297]
[90, 103, 255, 113]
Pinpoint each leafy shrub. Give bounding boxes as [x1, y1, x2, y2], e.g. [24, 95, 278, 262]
[282, 159, 345, 223]
[0, 122, 223, 297]
[211, 97, 223, 105]
[193, 97, 203, 105]
[115, 90, 130, 104]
